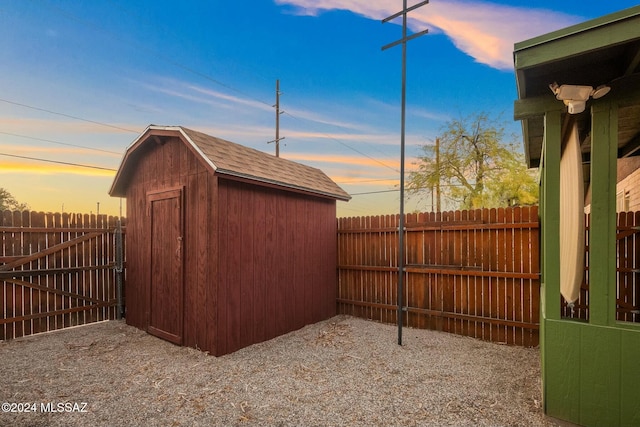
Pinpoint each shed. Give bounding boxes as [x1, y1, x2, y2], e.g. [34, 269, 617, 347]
[513, 6, 640, 426]
[109, 125, 350, 356]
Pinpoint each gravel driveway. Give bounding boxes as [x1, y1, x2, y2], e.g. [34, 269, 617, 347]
[1, 316, 560, 426]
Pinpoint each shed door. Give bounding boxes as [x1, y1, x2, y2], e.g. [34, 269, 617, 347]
[147, 188, 184, 345]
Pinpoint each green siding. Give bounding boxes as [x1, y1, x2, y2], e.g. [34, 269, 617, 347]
[589, 101, 618, 326]
[539, 110, 562, 417]
[621, 332, 640, 427]
[544, 321, 640, 426]
[515, 7, 640, 426]
[544, 320, 581, 421]
[537, 93, 640, 427]
[541, 111, 562, 321]
[579, 326, 621, 425]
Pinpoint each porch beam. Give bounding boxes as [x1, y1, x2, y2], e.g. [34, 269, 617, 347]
[589, 101, 618, 326]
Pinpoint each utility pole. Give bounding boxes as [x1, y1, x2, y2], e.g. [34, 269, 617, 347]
[435, 137, 441, 212]
[268, 79, 285, 157]
[382, 0, 429, 346]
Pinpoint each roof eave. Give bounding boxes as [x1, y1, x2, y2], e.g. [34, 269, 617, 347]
[513, 5, 640, 165]
[216, 169, 352, 201]
[109, 125, 220, 197]
[110, 125, 351, 202]
[108, 125, 153, 197]
[514, 5, 640, 56]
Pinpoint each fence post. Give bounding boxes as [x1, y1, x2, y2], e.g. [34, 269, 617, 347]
[115, 218, 124, 319]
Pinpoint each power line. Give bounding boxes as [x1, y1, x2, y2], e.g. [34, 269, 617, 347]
[0, 152, 117, 171]
[335, 177, 398, 184]
[350, 189, 399, 195]
[0, 98, 140, 134]
[0, 131, 121, 155]
[282, 110, 400, 173]
[27, 2, 400, 176]
[42, 1, 273, 110]
[350, 183, 465, 196]
[48, 2, 398, 171]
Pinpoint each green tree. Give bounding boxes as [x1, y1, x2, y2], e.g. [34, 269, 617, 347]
[0, 188, 29, 211]
[408, 112, 538, 210]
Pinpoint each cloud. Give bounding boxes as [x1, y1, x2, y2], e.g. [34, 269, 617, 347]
[409, 107, 451, 122]
[282, 128, 397, 145]
[0, 117, 138, 135]
[143, 76, 388, 134]
[195, 124, 275, 141]
[0, 159, 116, 177]
[275, 0, 580, 70]
[137, 77, 430, 153]
[138, 78, 272, 113]
[284, 151, 399, 168]
[187, 85, 273, 113]
[332, 176, 399, 186]
[275, 0, 391, 18]
[0, 143, 120, 158]
[284, 106, 377, 132]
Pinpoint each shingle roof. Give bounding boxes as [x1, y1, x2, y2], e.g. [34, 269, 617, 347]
[109, 125, 351, 201]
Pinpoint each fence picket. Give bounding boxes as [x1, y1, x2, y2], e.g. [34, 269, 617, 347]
[337, 206, 639, 346]
[338, 207, 541, 346]
[1, 210, 125, 340]
[4, 205, 637, 345]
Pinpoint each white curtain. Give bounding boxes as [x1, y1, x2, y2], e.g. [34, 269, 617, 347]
[559, 123, 585, 305]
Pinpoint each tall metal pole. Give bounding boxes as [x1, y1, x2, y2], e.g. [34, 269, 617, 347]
[382, 0, 429, 346]
[398, 0, 407, 347]
[435, 137, 441, 212]
[275, 79, 281, 157]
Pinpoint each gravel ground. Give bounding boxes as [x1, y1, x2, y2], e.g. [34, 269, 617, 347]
[0, 316, 560, 427]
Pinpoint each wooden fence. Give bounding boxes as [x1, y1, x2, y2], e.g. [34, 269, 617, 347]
[4, 206, 636, 345]
[1, 210, 125, 340]
[337, 207, 541, 346]
[616, 211, 640, 322]
[562, 211, 640, 323]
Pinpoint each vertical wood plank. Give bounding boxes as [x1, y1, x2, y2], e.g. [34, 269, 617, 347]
[227, 182, 243, 354]
[253, 188, 267, 344]
[217, 183, 231, 354]
[237, 185, 255, 350]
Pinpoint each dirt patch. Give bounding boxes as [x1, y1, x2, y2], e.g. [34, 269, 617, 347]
[0, 316, 558, 426]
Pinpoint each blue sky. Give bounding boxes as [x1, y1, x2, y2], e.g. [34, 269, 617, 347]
[0, 1, 637, 217]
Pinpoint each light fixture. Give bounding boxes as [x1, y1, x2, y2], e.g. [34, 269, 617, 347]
[592, 85, 611, 99]
[548, 82, 611, 114]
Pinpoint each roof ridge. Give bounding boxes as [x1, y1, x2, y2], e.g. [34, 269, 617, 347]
[178, 126, 328, 173]
[177, 126, 350, 201]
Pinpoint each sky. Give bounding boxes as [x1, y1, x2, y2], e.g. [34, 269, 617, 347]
[0, 1, 638, 217]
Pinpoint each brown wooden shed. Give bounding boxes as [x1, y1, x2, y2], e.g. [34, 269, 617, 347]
[109, 125, 350, 356]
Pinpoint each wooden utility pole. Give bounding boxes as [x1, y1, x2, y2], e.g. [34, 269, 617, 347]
[435, 137, 441, 212]
[382, 0, 429, 346]
[268, 79, 285, 157]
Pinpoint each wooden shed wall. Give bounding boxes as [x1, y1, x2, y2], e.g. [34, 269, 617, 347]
[215, 179, 337, 356]
[121, 136, 338, 356]
[123, 137, 216, 351]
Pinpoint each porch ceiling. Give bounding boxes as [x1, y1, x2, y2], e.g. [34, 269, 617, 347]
[514, 6, 640, 168]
